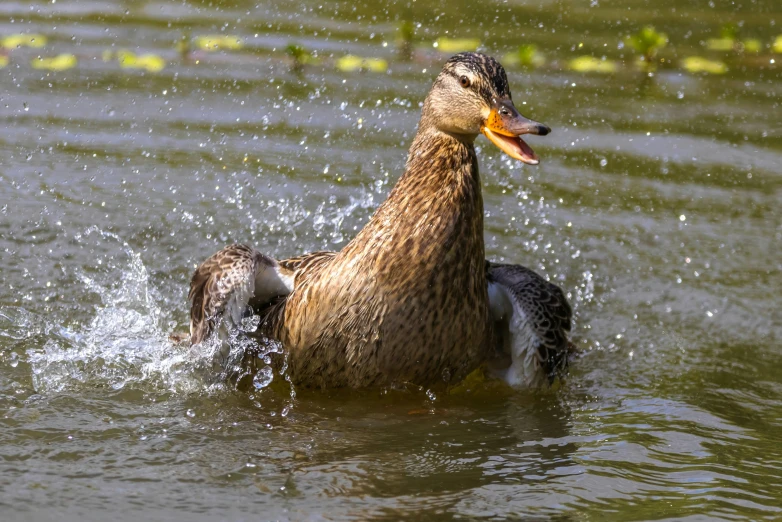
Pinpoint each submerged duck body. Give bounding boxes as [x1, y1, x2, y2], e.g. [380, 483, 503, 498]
[189, 52, 572, 389]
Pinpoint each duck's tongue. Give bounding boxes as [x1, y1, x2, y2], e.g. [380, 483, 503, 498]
[481, 126, 540, 165]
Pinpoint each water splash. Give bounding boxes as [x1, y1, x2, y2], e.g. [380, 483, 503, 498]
[19, 227, 266, 394]
[574, 270, 595, 310]
[312, 191, 377, 245]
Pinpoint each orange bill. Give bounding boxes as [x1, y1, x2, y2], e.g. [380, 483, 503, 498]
[480, 99, 550, 165]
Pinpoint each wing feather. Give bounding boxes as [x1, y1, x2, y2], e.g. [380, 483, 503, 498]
[189, 245, 336, 346]
[189, 244, 292, 345]
[486, 261, 572, 387]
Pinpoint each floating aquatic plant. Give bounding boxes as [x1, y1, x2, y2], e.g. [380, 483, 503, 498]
[707, 24, 762, 53]
[568, 55, 618, 73]
[682, 56, 727, 74]
[705, 38, 735, 51]
[176, 32, 192, 61]
[396, 21, 415, 61]
[626, 26, 668, 71]
[285, 44, 318, 72]
[772, 35, 782, 54]
[447, 366, 486, 395]
[117, 50, 166, 73]
[502, 44, 545, 69]
[433, 37, 480, 53]
[336, 55, 387, 73]
[1, 33, 47, 49]
[706, 24, 738, 51]
[741, 39, 762, 53]
[194, 35, 244, 52]
[31, 53, 77, 71]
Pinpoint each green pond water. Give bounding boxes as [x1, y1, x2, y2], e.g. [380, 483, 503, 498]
[1, 0, 781, 520]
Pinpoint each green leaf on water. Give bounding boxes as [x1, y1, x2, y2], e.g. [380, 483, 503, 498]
[336, 55, 387, 73]
[706, 38, 735, 51]
[1, 33, 47, 49]
[433, 37, 480, 53]
[682, 56, 727, 74]
[707, 25, 762, 53]
[741, 39, 762, 53]
[117, 50, 166, 73]
[31, 54, 77, 71]
[568, 55, 618, 73]
[194, 35, 244, 52]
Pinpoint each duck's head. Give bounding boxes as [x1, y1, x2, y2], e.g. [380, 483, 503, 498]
[422, 52, 550, 165]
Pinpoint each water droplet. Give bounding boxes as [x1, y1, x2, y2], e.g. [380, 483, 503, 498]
[253, 366, 274, 390]
[9, 352, 19, 368]
[240, 314, 260, 332]
[186, 409, 195, 418]
[426, 389, 437, 401]
[441, 368, 451, 382]
[281, 405, 290, 417]
[599, 158, 608, 167]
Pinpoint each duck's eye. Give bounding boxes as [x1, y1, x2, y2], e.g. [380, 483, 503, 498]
[459, 76, 471, 88]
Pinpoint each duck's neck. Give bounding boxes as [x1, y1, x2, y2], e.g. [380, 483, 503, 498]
[347, 126, 485, 271]
[402, 127, 479, 186]
[390, 128, 482, 216]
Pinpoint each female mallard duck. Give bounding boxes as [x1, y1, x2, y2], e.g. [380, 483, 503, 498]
[189, 52, 572, 389]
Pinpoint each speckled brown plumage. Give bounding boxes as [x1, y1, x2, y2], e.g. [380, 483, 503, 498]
[188, 52, 572, 389]
[189, 244, 269, 345]
[264, 128, 490, 388]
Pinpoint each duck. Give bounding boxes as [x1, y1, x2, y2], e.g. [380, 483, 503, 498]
[188, 52, 572, 389]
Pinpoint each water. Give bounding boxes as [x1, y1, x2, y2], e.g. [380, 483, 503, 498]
[1, 0, 781, 519]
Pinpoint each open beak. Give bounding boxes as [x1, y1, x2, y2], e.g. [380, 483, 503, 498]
[480, 98, 550, 165]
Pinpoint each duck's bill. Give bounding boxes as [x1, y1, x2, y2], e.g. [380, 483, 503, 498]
[481, 126, 540, 165]
[481, 101, 550, 165]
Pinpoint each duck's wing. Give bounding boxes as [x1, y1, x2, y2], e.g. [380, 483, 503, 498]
[188, 244, 295, 345]
[188, 245, 339, 345]
[486, 261, 572, 388]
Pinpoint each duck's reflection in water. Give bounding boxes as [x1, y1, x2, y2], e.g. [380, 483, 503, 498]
[237, 386, 577, 519]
